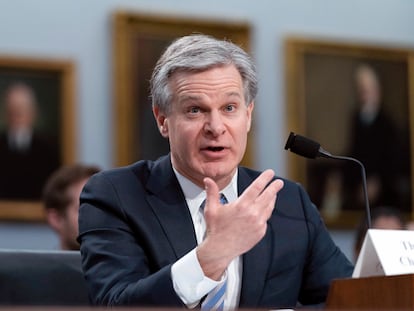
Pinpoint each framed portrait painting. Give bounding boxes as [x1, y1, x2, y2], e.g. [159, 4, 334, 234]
[285, 38, 414, 228]
[0, 56, 76, 221]
[113, 11, 253, 168]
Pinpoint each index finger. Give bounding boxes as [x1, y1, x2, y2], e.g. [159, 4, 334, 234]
[238, 169, 276, 201]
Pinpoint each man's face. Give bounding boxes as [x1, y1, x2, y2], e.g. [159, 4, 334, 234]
[5, 87, 36, 130]
[61, 178, 89, 250]
[356, 69, 381, 111]
[154, 65, 253, 189]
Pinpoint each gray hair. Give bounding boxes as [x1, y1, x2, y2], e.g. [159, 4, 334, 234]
[150, 34, 257, 113]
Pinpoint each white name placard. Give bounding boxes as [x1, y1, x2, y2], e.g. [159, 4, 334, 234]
[353, 229, 414, 278]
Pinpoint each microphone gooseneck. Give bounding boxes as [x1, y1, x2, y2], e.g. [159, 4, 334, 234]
[284, 132, 371, 228]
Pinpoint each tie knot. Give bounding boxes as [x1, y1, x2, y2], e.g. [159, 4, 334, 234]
[219, 193, 228, 205]
[200, 193, 228, 210]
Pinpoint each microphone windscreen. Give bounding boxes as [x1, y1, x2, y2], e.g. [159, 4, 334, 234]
[284, 132, 320, 159]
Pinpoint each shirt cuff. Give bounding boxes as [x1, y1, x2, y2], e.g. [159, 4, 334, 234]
[171, 248, 223, 307]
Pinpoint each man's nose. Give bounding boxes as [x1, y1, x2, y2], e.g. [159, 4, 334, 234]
[204, 111, 226, 136]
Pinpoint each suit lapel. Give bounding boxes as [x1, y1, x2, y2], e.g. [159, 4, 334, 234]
[238, 168, 272, 307]
[145, 155, 198, 259]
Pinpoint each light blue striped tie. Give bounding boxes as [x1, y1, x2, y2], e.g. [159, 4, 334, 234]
[201, 193, 228, 311]
[201, 279, 227, 311]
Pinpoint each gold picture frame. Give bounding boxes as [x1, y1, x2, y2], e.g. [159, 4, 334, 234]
[285, 38, 414, 228]
[0, 56, 76, 221]
[113, 11, 253, 168]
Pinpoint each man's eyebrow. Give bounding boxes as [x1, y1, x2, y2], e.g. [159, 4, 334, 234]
[225, 91, 242, 98]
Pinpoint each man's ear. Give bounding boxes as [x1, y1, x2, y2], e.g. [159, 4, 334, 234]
[46, 209, 62, 233]
[246, 101, 254, 132]
[153, 106, 169, 138]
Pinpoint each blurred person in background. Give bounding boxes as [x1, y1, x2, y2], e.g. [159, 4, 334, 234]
[43, 164, 100, 250]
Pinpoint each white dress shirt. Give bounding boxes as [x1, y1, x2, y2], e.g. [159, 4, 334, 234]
[8, 128, 32, 151]
[171, 168, 242, 311]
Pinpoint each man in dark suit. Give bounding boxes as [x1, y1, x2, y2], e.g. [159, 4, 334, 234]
[0, 82, 59, 200]
[78, 34, 353, 310]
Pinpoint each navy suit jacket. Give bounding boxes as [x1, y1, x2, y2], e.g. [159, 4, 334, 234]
[78, 155, 353, 308]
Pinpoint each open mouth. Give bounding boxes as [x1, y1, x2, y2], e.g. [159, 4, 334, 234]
[206, 146, 224, 152]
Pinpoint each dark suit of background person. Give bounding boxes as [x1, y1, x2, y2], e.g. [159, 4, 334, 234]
[0, 82, 59, 200]
[78, 34, 353, 310]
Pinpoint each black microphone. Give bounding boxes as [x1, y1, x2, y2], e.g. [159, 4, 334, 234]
[284, 132, 371, 228]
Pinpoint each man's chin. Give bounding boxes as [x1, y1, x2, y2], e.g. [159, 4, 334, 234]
[201, 166, 236, 184]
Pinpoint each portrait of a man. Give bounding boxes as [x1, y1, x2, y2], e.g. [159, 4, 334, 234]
[0, 81, 60, 200]
[286, 38, 412, 227]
